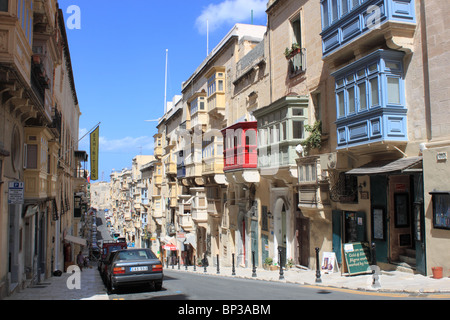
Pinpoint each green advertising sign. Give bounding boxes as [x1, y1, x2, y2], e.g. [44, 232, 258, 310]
[343, 242, 372, 275]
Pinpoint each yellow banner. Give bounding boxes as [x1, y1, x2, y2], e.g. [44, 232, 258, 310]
[90, 126, 99, 181]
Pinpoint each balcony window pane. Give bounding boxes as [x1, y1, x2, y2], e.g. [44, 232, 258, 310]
[322, 0, 329, 28]
[369, 77, 379, 107]
[351, 0, 359, 10]
[387, 77, 400, 104]
[293, 121, 304, 139]
[293, 108, 304, 116]
[0, 0, 8, 12]
[331, 0, 339, 22]
[358, 82, 367, 111]
[348, 86, 356, 114]
[341, 0, 348, 16]
[218, 80, 224, 91]
[337, 91, 345, 117]
[275, 124, 280, 142]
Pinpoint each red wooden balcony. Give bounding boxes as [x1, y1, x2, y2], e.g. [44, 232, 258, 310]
[221, 121, 257, 172]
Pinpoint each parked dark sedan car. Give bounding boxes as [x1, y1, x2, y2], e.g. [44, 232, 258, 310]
[103, 248, 163, 293]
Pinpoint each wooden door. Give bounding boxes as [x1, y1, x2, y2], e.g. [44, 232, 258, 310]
[296, 217, 310, 267]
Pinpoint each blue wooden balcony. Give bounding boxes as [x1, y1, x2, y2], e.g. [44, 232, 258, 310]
[320, 0, 416, 57]
[331, 49, 408, 149]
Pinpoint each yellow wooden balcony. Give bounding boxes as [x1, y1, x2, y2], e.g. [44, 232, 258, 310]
[166, 161, 177, 175]
[154, 146, 163, 158]
[202, 156, 224, 175]
[178, 214, 194, 231]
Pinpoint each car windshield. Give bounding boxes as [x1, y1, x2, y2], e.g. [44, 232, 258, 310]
[117, 250, 156, 261]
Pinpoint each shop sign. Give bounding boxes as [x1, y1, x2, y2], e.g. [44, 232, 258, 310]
[343, 242, 371, 275]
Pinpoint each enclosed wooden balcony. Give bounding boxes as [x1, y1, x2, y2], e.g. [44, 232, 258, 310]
[222, 121, 258, 172]
[321, 0, 416, 61]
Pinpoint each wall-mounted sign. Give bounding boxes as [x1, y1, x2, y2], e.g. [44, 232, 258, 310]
[8, 181, 24, 204]
[430, 192, 450, 230]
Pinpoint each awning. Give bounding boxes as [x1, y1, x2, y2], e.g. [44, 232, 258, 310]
[161, 236, 177, 245]
[184, 233, 197, 250]
[64, 234, 87, 246]
[346, 156, 423, 175]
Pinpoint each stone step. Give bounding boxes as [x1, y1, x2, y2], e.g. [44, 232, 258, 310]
[399, 254, 416, 266]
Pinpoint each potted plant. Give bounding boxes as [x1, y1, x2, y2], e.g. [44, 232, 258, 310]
[263, 257, 273, 270]
[284, 43, 301, 59]
[286, 258, 294, 270]
[264, 257, 278, 271]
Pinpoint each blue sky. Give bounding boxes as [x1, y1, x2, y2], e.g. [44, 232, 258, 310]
[59, 0, 268, 181]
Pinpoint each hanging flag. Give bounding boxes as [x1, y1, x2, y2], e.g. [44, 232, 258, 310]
[90, 126, 99, 181]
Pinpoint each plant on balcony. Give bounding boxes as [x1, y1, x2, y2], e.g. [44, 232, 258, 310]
[284, 43, 301, 59]
[301, 121, 322, 152]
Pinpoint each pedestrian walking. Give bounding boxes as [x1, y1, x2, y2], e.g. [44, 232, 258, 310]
[77, 251, 85, 271]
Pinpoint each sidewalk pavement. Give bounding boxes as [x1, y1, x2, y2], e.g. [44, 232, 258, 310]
[168, 264, 450, 295]
[4, 263, 109, 301]
[4, 263, 450, 300]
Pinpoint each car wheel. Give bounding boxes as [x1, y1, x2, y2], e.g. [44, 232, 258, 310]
[155, 282, 163, 291]
[107, 278, 116, 294]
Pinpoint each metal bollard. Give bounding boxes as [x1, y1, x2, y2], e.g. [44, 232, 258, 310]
[178, 256, 180, 270]
[204, 253, 207, 273]
[232, 253, 236, 276]
[185, 255, 188, 271]
[193, 256, 196, 272]
[252, 251, 257, 278]
[166, 257, 169, 269]
[217, 254, 220, 274]
[315, 247, 322, 283]
[278, 247, 284, 280]
[371, 243, 381, 288]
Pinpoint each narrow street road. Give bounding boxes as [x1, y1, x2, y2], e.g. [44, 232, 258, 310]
[108, 269, 410, 301]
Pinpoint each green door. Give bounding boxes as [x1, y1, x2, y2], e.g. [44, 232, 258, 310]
[370, 175, 388, 263]
[332, 210, 342, 264]
[412, 173, 426, 275]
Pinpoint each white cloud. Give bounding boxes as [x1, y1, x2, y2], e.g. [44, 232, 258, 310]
[78, 128, 154, 154]
[195, 0, 267, 34]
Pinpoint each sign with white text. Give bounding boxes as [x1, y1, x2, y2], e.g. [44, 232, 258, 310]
[8, 182, 24, 204]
